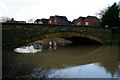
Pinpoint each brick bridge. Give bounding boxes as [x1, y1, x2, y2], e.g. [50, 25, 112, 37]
[2, 23, 115, 48]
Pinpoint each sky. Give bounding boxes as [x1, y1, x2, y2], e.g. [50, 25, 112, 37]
[0, 0, 120, 21]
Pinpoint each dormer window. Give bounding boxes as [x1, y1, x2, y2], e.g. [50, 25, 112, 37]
[85, 22, 89, 25]
[77, 22, 80, 25]
[38, 21, 43, 24]
[54, 20, 57, 22]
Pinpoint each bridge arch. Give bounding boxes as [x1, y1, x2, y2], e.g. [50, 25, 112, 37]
[12, 32, 105, 48]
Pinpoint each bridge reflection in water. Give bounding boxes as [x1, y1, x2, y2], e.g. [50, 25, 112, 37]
[13, 45, 118, 78]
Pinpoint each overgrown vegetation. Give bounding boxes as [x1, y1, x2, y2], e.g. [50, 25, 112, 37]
[2, 49, 33, 79]
[2, 49, 50, 79]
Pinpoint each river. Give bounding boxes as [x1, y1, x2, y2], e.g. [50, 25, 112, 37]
[2, 45, 119, 79]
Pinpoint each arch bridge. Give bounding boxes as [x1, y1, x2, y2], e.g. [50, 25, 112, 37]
[2, 23, 113, 48]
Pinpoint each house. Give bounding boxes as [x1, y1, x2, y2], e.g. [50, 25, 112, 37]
[48, 16, 54, 24]
[73, 17, 85, 26]
[73, 16, 101, 27]
[6, 18, 26, 24]
[48, 15, 69, 25]
[16, 21, 26, 24]
[34, 18, 49, 24]
[83, 16, 101, 27]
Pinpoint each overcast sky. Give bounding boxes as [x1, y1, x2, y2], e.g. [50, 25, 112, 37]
[0, 0, 120, 21]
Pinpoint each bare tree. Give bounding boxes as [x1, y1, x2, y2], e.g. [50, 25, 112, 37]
[118, 1, 120, 9]
[27, 18, 35, 23]
[96, 9, 107, 18]
[0, 17, 10, 22]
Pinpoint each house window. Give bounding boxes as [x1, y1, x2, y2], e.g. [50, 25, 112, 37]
[77, 22, 80, 25]
[38, 21, 43, 24]
[54, 20, 57, 22]
[49, 21, 52, 23]
[105, 25, 109, 27]
[85, 22, 89, 25]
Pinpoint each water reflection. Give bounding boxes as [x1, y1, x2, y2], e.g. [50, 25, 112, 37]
[15, 45, 118, 78]
[48, 63, 117, 78]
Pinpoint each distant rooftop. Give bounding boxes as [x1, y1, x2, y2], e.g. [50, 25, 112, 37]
[50, 15, 68, 21]
[78, 17, 86, 21]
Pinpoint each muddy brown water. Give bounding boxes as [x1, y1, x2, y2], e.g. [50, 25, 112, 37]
[2, 45, 119, 78]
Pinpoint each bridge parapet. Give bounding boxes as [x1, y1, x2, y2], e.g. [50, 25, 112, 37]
[2, 23, 113, 48]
